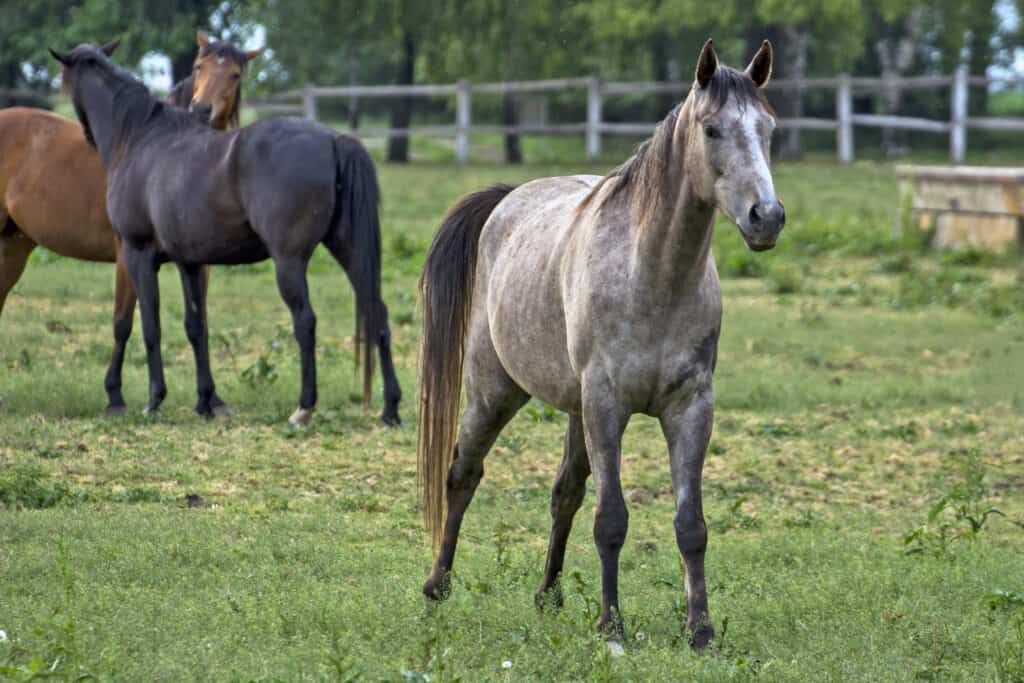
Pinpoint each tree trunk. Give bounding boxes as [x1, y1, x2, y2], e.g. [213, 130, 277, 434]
[348, 50, 361, 130]
[967, 3, 996, 116]
[387, 31, 415, 163]
[503, 93, 522, 164]
[171, 49, 198, 88]
[875, 8, 924, 158]
[779, 26, 809, 160]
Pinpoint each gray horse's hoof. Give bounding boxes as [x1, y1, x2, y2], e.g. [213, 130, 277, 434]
[105, 405, 128, 417]
[142, 405, 160, 417]
[289, 406, 315, 427]
[606, 641, 626, 657]
[689, 623, 715, 652]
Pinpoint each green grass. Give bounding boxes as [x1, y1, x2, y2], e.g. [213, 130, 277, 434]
[2, 162, 1024, 681]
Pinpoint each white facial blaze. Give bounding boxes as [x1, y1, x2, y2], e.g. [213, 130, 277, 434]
[741, 109, 774, 203]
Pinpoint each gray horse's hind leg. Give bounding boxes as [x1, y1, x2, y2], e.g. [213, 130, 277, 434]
[423, 366, 528, 600]
[122, 243, 167, 415]
[536, 413, 590, 608]
[273, 256, 317, 426]
[660, 388, 715, 651]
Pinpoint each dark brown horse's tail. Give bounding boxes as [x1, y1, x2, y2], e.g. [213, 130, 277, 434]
[418, 183, 515, 548]
[332, 134, 382, 408]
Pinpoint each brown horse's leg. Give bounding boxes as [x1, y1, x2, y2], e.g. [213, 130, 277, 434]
[660, 389, 715, 651]
[0, 228, 36, 317]
[423, 378, 528, 601]
[581, 376, 630, 641]
[104, 246, 136, 415]
[536, 413, 590, 608]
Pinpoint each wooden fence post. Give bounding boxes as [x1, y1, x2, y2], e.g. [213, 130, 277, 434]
[302, 84, 317, 121]
[456, 80, 472, 165]
[950, 65, 968, 164]
[837, 74, 853, 164]
[586, 77, 602, 161]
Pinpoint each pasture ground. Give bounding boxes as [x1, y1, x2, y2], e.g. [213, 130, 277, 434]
[1, 161, 1023, 681]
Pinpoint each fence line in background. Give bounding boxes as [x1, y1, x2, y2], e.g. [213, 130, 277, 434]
[244, 69, 1024, 164]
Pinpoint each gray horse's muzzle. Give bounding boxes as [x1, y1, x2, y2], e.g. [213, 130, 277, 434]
[741, 198, 785, 251]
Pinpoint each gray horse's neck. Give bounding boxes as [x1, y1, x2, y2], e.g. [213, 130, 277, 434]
[79, 77, 121, 169]
[631, 133, 717, 292]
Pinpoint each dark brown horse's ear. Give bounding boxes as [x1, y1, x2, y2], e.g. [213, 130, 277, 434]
[244, 47, 264, 62]
[49, 48, 71, 66]
[695, 38, 718, 88]
[100, 39, 121, 57]
[745, 40, 773, 88]
[197, 29, 210, 49]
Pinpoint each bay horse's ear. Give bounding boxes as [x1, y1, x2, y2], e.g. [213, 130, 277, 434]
[49, 48, 71, 66]
[100, 39, 121, 57]
[695, 38, 718, 88]
[197, 29, 210, 49]
[244, 47, 264, 62]
[745, 40, 773, 88]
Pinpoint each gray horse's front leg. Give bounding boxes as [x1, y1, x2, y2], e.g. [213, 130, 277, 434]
[660, 387, 715, 650]
[581, 377, 630, 640]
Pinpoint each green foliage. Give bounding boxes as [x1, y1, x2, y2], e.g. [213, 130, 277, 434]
[0, 465, 72, 510]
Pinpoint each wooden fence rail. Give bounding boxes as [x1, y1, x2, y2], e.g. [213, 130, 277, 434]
[245, 68, 1024, 164]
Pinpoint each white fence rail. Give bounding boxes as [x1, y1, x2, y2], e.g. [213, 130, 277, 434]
[245, 69, 1024, 164]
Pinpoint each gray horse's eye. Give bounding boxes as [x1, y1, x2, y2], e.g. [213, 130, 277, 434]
[704, 124, 720, 139]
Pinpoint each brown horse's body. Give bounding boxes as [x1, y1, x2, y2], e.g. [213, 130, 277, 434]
[0, 107, 115, 271]
[0, 33, 257, 414]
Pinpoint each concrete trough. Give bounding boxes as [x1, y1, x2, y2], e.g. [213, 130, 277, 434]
[895, 165, 1024, 252]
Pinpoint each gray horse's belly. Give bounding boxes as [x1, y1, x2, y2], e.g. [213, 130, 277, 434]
[482, 178, 598, 413]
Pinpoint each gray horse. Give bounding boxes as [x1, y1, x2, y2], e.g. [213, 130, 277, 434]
[418, 39, 784, 651]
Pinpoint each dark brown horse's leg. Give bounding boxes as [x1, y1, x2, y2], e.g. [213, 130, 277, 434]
[273, 257, 317, 426]
[177, 263, 229, 418]
[581, 378, 630, 641]
[324, 243, 402, 426]
[660, 389, 714, 651]
[375, 301, 402, 426]
[536, 413, 590, 608]
[122, 243, 166, 414]
[0, 227, 36, 317]
[423, 385, 528, 600]
[104, 245, 136, 416]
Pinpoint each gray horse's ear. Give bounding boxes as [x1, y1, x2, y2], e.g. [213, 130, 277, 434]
[100, 39, 121, 57]
[49, 48, 71, 65]
[695, 38, 718, 88]
[746, 40, 773, 88]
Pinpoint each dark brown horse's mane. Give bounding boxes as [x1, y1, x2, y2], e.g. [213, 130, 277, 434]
[67, 49, 206, 156]
[166, 75, 194, 109]
[579, 66, 773, 225]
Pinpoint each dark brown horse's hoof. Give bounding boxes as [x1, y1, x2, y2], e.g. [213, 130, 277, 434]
[380, 411, 401, 428]
[105, 404, 128, 417]
[422, 572, 451, 602]
[689, 623, 715, 652]
[534, 585, 564, 610]
[211, 403, 232, 418]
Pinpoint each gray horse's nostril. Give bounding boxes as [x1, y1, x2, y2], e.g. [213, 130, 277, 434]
[749, 203, 762, 223]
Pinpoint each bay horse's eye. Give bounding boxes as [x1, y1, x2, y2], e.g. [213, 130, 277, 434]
[193, 64, 201, 73]
[232, 73, 240, 80]
[704, 125, 721, 139]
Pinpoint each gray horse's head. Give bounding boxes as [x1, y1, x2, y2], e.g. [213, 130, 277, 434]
[684, 39, 785, 251]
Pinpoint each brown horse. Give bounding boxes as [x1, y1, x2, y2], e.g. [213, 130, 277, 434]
[0, 32, 258, 415]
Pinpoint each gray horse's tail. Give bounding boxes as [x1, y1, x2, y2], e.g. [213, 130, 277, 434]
[418, 183, 515, 548]
[332, 134, 382, 408]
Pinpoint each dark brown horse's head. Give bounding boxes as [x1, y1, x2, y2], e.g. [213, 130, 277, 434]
[190, 30, 262, 130]
[49, 40, 122, 147]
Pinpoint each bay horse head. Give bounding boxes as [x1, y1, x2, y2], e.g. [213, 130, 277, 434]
[189, 30, 262, 130]
[686, 39, 785, 251]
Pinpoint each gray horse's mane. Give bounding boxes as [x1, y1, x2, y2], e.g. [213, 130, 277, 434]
[580, 66, 772, 225]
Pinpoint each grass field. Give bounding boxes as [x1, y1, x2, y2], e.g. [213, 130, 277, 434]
[2, 160, 1023, 681]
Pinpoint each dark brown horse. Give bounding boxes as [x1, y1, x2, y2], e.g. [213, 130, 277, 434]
[0, 32, 255, 415]
[50, 42, 402, 426]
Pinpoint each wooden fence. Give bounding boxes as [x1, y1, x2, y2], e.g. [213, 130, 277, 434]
[246, 69, 1024, 164]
